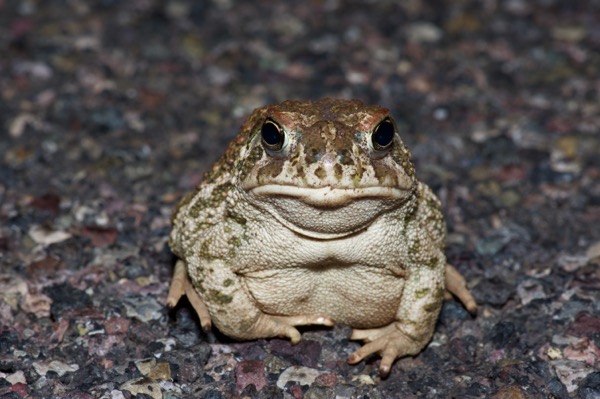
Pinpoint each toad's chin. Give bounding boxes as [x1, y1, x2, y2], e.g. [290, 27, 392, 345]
[247, 185, 409, 240]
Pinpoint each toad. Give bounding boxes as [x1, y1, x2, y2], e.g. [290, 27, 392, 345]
[167, 98, 477, 376]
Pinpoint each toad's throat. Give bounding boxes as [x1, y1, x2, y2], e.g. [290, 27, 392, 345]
[248, 185, 407, 240]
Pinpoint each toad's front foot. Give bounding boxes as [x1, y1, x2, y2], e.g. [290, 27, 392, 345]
[445, 263, 478, 315]
[347, 322, 425, 377]
[239, 313, 335, 344]
[166, 259, 212, 331]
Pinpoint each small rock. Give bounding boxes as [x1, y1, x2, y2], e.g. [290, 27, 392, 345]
[304, 385, 335, 399]
[562, 337, 600, 366]
[163, 344, 211, 384]
[351, 374, 375, 385]
[552, 360, 596, 393]
[60, 392, 94, 399]
[313, 372, 337, 387]
[558, 253, 589, 272]
[333, 384, 355, 399]
[89, 106, 124, 131]
[136, 358, 172, 381]
[258, 385, 284, 399]
[4, 370, 26, 385]
[491, 385, 527, 399]
[0, 274, 28, 310]
[235, 360, 267, 394]
[405, 22, 443, 43]
[32, 359, 79, 377]
[276, 366, 320, 390]
[577, 372, 600, 399]
[20, 292, 52, 317]
[516, 279, 547, 306]
[105, 317, 131, 335]
[9, 382, 30, 397]
[120, 377, 162, 399]
[490, 322, 517, 348]
[28, 225, 72, 246]
[122, 295, 163, 322]
[263, 353, 288, 374]
[200, 389, 225, 399]
[108, 390, 127, 399]
[568, 312, 600, 337]
[474, 278, 513, 307]
[43, 283, 92, 319]
[552, 26, 587, 42]
[269, 339, 321, 368]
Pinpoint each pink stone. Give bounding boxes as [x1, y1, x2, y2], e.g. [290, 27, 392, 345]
[235, 360, 267, 393]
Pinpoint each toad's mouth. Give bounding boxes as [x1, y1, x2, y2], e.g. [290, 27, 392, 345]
[247, 185, 409, 239]
[249, 185, 406, 207]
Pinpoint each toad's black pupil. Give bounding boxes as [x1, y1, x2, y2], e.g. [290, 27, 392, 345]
[261, 121, 283, 147]
[373, 120, 394, 149]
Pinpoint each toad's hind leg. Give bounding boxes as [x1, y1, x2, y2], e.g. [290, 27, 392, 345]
[445, 263, 477, 315]
[166, 259, 212, 331]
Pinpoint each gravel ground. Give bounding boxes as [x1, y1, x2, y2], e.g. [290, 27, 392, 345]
[1, 1, 599, 398]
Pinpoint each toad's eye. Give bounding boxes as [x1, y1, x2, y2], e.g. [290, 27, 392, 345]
[261, 119, 284, 151]
[371, 118, 395, 151]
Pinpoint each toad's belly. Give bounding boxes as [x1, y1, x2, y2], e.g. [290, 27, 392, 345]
[242, 266, 405, 329]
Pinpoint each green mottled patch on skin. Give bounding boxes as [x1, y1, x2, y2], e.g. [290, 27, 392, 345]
[305, 148, 319, 164]
[391, 144, 415, 178]
[352, 163, 363, 186]
[423, 302, 439, 313]
[314, 166, 326, 179]
[195, 283, 205, 294]
[227, 235, 241, 258]
[334, 163, 343, 180]
[212, 183, 233, 202]
[434, 285, 445, 300]
[337, 149, 354, 165]
[226, 210, 247, 226]
[258, 160, 284, 179]
[402, 202, 418, 232]
[409, 237, 421, 257]
[415, 288, 430, 299]
[239, 145, 264, 181]
[189, 197, 211, 219]
[427, 256, 439, 269]
[198, 239, 222, 261]
[171, 191, 196, 223]
[373, 163, 391, 184]
[223, 279, 233, 287]
[189, 183, 234, 219]
[207, 289, 232, 305]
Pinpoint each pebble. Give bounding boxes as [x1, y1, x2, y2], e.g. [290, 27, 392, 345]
[28, 224, 72, 246]
[578, 372, 600, 399]
[516, 279, 547, 306]
[491, 385, 527, 399]
[120, 377, 162, 399]
[404, 22, 443, 43]
[122, 295, 163, 323]
[276, 366, 320, 390]
[32, 359, 79, 377]
[235, 359, 267, 393]
[552, 360, 596, 393]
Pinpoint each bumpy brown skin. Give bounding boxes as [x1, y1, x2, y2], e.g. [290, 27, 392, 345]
[167, 99, 477, 377]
